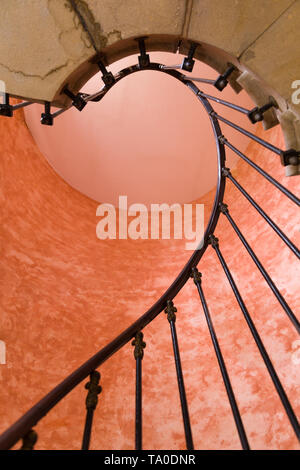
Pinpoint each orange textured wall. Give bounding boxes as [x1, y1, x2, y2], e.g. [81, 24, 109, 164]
[0, 107, 299, 450]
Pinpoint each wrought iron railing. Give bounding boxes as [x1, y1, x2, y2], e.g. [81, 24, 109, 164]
[0, 39, 299, 451]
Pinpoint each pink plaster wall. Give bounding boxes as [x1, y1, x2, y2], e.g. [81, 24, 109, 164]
[0, 101, 299, 450]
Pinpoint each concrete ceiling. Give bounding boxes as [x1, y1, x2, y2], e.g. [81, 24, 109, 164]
[0, 0, 299, 117]
[2, 1, 299, 176]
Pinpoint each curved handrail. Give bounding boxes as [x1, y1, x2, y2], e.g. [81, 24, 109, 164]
[0, 63, 226, 450]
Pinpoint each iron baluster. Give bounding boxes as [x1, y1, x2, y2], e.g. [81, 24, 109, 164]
[159, 42, 198, 72]
[214, 65, 235, 91]
[222, 168, 300, 259]
[214, 112, 300, 167]
[136, 37, 150, 69]
[132, 331, 146, 450]
[183, 77, 215, 84]
[181, 42, 198, 72]
[12, 101, 33, 111]
[212, 112, 282, 154]
[81, 370, 102, 450]
[97, 60, 115, 87]
[198, 91, 250, 114]
[247, 99, 278, 124]
[63, 87, 87, 111]
[219, 137, 300, 206]
[164, 300, 194, 450]
[201, 92, 277, 123]
[19, 429, 38, 450]
[0, 92, 13, 117]
[219, 203, 300, 333]
[209, 234, 300, 440]
[40, 101, 53, 126]
[191, 267, 250, 450]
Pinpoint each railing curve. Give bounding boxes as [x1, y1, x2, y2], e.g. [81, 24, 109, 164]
[0, 62, 226, 450]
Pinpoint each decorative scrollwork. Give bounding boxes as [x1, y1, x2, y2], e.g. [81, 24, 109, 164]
[191, 266, 202, 284]
[132, 331, 146, 360]
[208, 234, 219, 248]
[219, 202, 229, 214]
[85, 370, 102, 411]
[222, 167, 231, 177]
[164, 300, 177, 323]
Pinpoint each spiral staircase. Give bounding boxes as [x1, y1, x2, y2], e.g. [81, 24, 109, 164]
[0, 0, 299, 451]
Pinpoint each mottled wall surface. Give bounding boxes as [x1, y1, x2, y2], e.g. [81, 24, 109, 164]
[0, 108, 299, 450]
